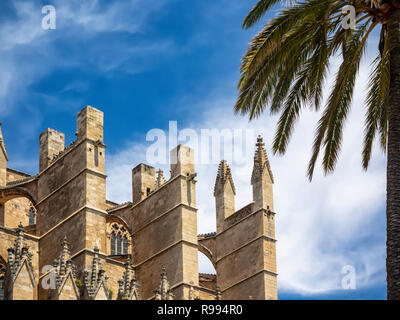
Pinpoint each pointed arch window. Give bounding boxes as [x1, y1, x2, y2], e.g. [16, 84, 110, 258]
[117, 234, 122, 255]
[123, 236, 128, 255]
[29, 207, 35, 225]
[111, 232, 116, 256]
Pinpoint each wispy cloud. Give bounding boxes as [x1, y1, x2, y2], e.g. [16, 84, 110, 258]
[0, 0, 171, 116]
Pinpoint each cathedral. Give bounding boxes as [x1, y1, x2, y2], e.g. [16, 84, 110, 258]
[0, 106, 277, 300]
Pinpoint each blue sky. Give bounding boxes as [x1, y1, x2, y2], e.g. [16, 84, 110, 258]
[1, 0, 260, 166]
[0, 0, 387, 299]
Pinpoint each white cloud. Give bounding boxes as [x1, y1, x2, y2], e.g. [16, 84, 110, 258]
[57, 0, 168, 34]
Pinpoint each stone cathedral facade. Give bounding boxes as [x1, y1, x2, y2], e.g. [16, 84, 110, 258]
[0, 106, 277, 300]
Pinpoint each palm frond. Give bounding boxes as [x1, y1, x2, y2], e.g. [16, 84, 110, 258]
[362, 26, 389, 169]
[237, 0, 343, 119]
[242, 0, 296, 29]
[308, 19, 377, 180]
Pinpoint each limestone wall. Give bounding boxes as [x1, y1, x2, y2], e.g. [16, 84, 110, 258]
[119, 172, 199, 300]
[12, 263, 35, 300]
[3, 198, 33, 228]
[58, 275, 78, 300]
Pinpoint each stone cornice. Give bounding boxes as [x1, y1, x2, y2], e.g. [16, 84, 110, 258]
[39, 205, 107, 239]
[220, 269, 278, 293]
[216, 234, 277, 264]
[0, 225, 40, 241]
[217, 207, 276, 237]
[35, 167, 106, 207]
[133, 239, 198, 269]
[132, 202, 198, 235]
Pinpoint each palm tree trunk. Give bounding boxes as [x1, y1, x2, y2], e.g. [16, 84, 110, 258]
[387, 9, 400, 300]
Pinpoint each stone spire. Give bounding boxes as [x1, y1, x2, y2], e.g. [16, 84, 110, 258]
[154, 267, 174, 300]
[83, 247, 110, 300]
[214, 160, 236, 233]
[53, 237, 76, 283]
[251, 135, 274, 211]
[49, 237, 79, 299]
[156, 169, 166, 188]
[0, 122, 8, 161]
[59, 237, 72, 276]
[117, 256, 140, 300]
[6, 223, 34, 280]
[251, 135, 274, 184]
[214, 160, 236, 197]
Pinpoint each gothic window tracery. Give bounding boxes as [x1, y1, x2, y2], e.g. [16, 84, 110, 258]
[29, 207, 36, 225]
[117, 233, 122, 255]
[111, 232, 116, 256]
[107, 222, 130, 256]
[123, 236, 128, 255]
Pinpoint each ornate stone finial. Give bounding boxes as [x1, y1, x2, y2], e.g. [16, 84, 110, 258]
[17, 222, 24, 233]
[251, 135, 274, 184]
[6, 224, 35, 283]
[154, 267, 174, 300]
[83, 247, 110, 299]
[49, 236, 79, 299]
[13, 223, 27, 268]
[256, 135, 265, 148]
[156, 169, 166, 187]
[117, 256, 140, 300]
[59, 236, 72, 276]
[160, 267, 168, 294]
[216, 287, 222, 300]
[214, 160, 236, 196]
[16, 222, 24, 241]
[254, 136, 267, 168]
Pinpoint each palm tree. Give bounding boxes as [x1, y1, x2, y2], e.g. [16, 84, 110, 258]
[235, 0, 400, 299]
